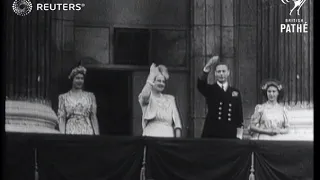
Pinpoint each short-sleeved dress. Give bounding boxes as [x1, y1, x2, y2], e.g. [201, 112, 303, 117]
[57, 91, 97, 135]
[249, 102, 290, 140]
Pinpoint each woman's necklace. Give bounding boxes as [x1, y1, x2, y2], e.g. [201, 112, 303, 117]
[153, 93, 170, 109]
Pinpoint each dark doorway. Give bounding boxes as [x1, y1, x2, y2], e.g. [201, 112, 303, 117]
[85, 69, 132, 136]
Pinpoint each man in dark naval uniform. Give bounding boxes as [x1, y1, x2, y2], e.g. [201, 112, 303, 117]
[197, 56, 243, 139]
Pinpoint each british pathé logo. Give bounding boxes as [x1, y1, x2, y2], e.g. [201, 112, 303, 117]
[281, 0, 307, 16]
[280, 0, 308, 33]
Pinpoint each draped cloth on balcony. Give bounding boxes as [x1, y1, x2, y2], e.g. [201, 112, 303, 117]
[254, 140, 313, 180]
[5, 133, 313, 180]
[145, 138, 252, 180]
[5, 133, 144, 180]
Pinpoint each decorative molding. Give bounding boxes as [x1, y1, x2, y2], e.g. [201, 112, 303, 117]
[6, 97, 52, 107]
[5, 100, 60, 134]
[5, 125, 60, 134]
[6, 117, 57, 129]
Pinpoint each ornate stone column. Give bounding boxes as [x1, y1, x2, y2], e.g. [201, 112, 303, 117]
[5, 0, 59, 133]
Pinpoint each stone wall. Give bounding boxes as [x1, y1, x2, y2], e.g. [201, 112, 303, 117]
[191, 0, 258, 137]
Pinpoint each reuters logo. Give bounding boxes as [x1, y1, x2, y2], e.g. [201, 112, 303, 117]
[12, 0, 33, 16]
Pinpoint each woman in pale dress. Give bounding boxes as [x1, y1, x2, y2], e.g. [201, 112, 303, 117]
[249, 80, 290, 140]
[57, 65, 100, 135]
[138, 63, 182, 138]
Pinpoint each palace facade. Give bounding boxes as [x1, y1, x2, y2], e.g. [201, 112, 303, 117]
[5, 0, 313, 138]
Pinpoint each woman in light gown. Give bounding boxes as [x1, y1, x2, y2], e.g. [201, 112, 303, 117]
[249, 80, 291, 140]
[57, 65, 100, 135]
[138, 63, 182, 138]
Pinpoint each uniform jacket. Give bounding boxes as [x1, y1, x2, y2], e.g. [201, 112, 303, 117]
[197, 72, 243, 138]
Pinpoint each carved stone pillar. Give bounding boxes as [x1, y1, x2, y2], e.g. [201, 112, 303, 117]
[5, 100, 59, 133]
[5, 0, 59, 133]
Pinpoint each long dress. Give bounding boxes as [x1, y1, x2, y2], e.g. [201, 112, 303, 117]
[139, 93, 182, 138]
[57, 91, 96, 135]
[249, 102, 292, 140]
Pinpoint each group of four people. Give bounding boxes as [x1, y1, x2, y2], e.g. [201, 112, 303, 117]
[57, 56, 290, 140]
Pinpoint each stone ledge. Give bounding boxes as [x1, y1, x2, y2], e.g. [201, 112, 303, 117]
[6, 124, 60, 134]
[287, 109, 313, 126]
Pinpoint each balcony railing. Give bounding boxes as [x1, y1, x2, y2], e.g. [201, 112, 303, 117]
[5, 133, 313, 180]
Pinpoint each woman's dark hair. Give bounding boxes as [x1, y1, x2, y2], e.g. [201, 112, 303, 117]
[68, 61, 87, 80]
[69, 70, 86, 81]
[261, 80, 284, 102]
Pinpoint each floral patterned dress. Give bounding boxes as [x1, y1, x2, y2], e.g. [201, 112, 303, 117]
[249, 102, 290, 140]
[57, 91, 97, 135]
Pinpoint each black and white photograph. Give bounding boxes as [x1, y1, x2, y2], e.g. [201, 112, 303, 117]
[5, 0, 313, 179]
